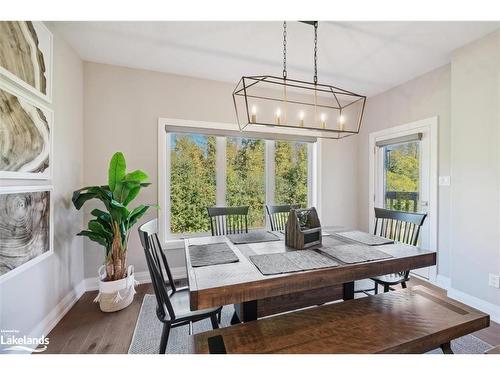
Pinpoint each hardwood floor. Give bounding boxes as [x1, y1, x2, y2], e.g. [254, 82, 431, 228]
[40, 278, 500, 354]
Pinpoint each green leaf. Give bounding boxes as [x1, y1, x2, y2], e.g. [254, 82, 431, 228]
[109, 199, 130, 222]
[108, 152, 126, 193]
[77, 230, 109, 248]
[123, 170, 149, 183]
[122, 184, 141, 206]
[90, 209, 111, 222]
[88, 220, 113, 238]
[127, 204, 157, 229]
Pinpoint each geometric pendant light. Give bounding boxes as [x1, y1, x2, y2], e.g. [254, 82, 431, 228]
[233, 21, 366, 139]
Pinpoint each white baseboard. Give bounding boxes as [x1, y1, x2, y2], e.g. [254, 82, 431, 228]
[83, 266, 187, 292]
[27, 280, 86, 351]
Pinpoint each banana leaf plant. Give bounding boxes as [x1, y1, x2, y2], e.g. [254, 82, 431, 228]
[72, 152, 156, 281]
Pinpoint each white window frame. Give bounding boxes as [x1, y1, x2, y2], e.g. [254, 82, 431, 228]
[158, 118, 318, 248]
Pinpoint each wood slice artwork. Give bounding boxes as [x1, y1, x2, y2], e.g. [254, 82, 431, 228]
[0, 189, 51, 278]
[0, 21, 52, 101]
[0, 84, 51, 177]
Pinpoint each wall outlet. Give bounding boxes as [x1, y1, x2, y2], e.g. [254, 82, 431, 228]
[439, 176, 451, 186]
[489, 274, 500, 288]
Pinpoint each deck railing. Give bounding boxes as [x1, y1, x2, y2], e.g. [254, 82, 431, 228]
[385, 191, 419, 212]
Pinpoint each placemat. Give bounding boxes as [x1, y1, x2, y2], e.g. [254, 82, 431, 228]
[227, 231, 280, 244]
[322, 235, 350, 247]
[250, 250, 340, 275]
[189, 242, 239, 267]
[318, 244, 393, 264]
[335, 230, 394, 246]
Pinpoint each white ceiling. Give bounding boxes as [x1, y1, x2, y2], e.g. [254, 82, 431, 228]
[52, 21, 500, 97]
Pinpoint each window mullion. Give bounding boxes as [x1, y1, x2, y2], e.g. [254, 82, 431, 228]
[216, 136, 227, 206]
[265, 140, 275, 230]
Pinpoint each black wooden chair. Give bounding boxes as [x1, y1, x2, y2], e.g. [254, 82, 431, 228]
[138, 219, 222, 354]
[357, 207, 427, 295]
[265, 204, 300, 231]
[207, 206, 249, 236]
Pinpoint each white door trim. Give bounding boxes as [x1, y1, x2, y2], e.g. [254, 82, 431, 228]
[368, 117, 438, 282]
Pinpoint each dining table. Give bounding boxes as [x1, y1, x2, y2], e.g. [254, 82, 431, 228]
[183, 227, 437, 323]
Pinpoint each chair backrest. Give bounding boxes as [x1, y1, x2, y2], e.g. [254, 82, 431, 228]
[373, 207, 427, 246]
[266, 204, 300, 231]
[138, 219, 177, 322]
[207, 206, 249, 236]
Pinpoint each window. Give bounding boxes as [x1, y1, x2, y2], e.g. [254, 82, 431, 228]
[169, 134, 216, 234]
[275, 141, 308, 208]
[163, 128, 314, 239]
[226, 137, 265, 228]
[383, 141, 420, 212]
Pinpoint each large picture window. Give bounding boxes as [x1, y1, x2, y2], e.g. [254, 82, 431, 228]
[164, 129, 314, 239]
[169, 134, 216, 234]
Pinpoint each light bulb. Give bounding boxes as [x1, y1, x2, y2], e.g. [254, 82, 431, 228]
[338, 114, 345, 131]
[251, 105, 257, 123]
[299, 111, 305, 127]
[275, 108, 281, 125]
[320, 113, 326, 122]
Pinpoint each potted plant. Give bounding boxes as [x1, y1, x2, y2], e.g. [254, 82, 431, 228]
[72, 152, 156, 312]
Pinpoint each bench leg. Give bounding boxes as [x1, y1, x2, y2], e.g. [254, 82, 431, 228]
[343, 281, 355, 300]
[441, 342, 454, 354]
[230, 311, 241, 325]
[232, 300, 258, 324]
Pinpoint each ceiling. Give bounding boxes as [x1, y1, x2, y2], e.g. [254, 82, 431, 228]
[52, 21, 500, 97]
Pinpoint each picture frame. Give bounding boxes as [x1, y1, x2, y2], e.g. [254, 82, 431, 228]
[0, 78, 53, 180]
[0, 21, 53, 103]
[0, 185, 54, 283]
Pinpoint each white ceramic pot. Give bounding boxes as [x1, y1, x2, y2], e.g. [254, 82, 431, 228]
[93, 265, 137, 312]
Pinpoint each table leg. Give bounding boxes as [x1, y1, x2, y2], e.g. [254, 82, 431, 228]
[441, 342, 454, 354]
[231, 300, 258, 324]
[343, 281, 355, 300]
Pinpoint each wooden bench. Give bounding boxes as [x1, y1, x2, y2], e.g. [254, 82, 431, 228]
[191, 286, 489, 354]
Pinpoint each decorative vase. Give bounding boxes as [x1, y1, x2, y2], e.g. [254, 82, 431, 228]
[93, 265, 137, 312]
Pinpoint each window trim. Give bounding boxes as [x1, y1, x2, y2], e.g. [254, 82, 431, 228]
[158, 118, 318, 247]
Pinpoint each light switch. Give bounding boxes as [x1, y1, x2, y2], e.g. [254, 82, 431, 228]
[439, 176, 451, 186]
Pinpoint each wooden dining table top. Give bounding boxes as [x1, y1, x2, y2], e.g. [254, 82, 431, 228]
[184, 228, 436, 311]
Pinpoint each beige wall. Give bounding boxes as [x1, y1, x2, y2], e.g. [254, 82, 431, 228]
[449, 29, 500, 308]
[357, 64, 452, 277]
[83, 62, 358, 277]
[0, 26, 84, 338]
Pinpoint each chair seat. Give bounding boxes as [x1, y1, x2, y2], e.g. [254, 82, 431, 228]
[167, 287, 221, 322]
[371, 273, 409, 285]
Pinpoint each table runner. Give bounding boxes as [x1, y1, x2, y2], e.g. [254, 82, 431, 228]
[227, 231, 280, 244]
[250, 250, 340, 275]
[335, 230, 394, 246]
[318, 244, 393, 264]
[189, 242, 239, 267]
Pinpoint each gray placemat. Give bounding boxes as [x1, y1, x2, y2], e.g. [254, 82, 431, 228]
[285, 250, 340, 270]
[322, 235, 350, 246]
[318, 244, 393, 264]
[227, 231, 280, 244]
[335, 230, 394, 246]
[189, 242, 239, 267]
[250, 253, 303, 275]
[250, 250, 340, 275]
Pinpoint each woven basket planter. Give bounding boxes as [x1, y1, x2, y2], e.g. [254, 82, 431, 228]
[94, 265, 137, 312]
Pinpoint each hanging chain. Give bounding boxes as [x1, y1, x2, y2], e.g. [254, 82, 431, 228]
[282, 21, 287, 79]
[313, 21, 318, 84]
